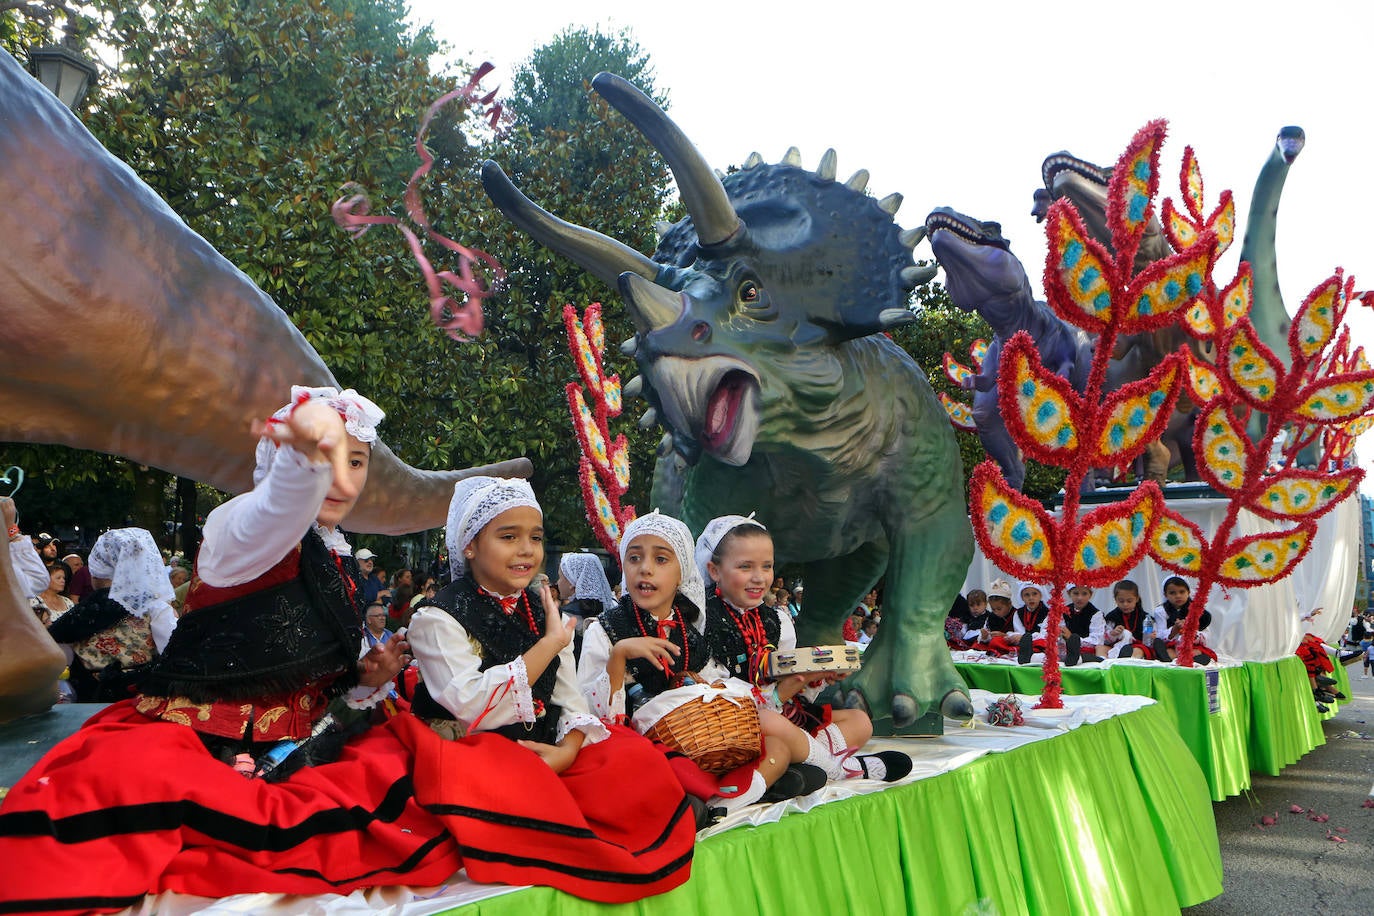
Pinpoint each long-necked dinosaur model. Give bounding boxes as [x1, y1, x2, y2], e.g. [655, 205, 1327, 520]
[0, 51, 529, 723]
[0, 50, 529, 535]
[483, 73, 972, 734]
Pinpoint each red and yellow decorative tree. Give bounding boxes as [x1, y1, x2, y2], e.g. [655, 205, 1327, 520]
[564, 303, 636, 553]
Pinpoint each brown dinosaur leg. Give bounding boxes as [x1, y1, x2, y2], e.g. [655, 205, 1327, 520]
[0, 536, 65, 723]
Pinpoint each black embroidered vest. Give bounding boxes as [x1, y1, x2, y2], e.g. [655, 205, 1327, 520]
[598, 596, 705, 699]
[1063, 602, 1100, 639]
[705, 593, 782, 684]
[134, 530, 362, 703]
[410, 575, 562, 744]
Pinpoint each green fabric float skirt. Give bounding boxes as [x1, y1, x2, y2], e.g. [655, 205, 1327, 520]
[957, 655, 1327, 800]
[434, 699, 1221, 915]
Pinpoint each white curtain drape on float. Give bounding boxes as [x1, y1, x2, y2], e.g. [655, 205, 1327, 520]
[961, 493, 1360, 662]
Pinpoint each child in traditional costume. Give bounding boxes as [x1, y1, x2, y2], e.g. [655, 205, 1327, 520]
[404, 479, 696, 900]
[1152, 577, 1217, 664]
[1095, 579, 1167, 659]
[0, 387, 458, 914]
[698, 515, 912, 790]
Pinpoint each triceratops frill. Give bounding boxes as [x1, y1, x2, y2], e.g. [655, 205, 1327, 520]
[483, 73, 974, 732]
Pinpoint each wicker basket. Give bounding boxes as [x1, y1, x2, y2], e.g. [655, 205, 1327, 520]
[643, 681, 762, 775]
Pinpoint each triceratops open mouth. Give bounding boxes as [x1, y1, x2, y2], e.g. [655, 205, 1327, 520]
[1041, 152, 1107, 192]
[649, 355, 761, 466]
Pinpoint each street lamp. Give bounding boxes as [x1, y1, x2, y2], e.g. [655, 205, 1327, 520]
[27, 43, 98, 110]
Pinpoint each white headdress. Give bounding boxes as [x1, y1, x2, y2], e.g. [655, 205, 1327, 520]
[694, 513, 766, 588]
[1018, 581, 1046, 604]
[559, 552, 616, 613]
[87, 528, 176, 623]
[253, 386, 385, 485]
[986, 578, 1014, 601]
[446, 476, 541, 579]
[620, 511, 706, 619]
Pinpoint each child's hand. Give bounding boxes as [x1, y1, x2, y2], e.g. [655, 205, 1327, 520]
[775, 673, 810, 702]
[541, 590, 575, 650]
[252, 400, 354, 499]
[518, 739, 579, 773]
[614, 637, 680, 675]
[359, 629, 410, 687]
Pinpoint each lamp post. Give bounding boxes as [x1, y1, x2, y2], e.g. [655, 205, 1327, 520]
[27, 42, 97, 110]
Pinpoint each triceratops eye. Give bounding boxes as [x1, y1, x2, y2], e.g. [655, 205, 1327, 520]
[738, 280, 760, 304]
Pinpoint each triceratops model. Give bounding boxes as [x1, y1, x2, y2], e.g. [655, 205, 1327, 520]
[927, 207, 1093, 491]
[483, 73, 974, 732]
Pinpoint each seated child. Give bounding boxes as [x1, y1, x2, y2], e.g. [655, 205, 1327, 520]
[1063, 584, 1102, 663]
[963, 579, 1016, 653]
[1152, 576, 1217, 664]
[406, 478, 696, 900]
[697, 515, 911, 787]
[858, 617, 878, 647]
[577, 511, 817, 809]
[1094, 579, 1167, 659]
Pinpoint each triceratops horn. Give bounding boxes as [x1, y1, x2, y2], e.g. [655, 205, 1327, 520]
[899, 226, 927, 249]
[624, 375, 644, 399]
[782, 146, 802, 166]
[481, 160, 659, 289]
[619, 271, 684, 334]
[878, 192, 903, 216]
[846, 169, 870, 193]
[592, 72, 744, 248]
[901, 264, 939, 288]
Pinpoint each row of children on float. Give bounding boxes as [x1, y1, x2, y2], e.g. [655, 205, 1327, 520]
[952, 577, 1214, 665]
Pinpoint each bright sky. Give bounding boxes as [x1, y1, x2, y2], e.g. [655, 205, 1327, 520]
[410, 0, 1374, 489]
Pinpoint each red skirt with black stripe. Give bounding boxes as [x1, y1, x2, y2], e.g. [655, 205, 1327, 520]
[0, 703, 693, 914]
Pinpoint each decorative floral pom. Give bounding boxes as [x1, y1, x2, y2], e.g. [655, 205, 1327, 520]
[1068, 485, 1159, 587]
[1045, 204, 1117, 332]
[940, 393, 978, 432]
[1216, 525, 1314, 585]
[1221, 322, 1284, 407]
[985, 695, 1025, 727]
[1118, 243, 1214, 333]
[1290, 276, 1344, 362]
[969, 462, 1056, 578]
[999, 332, 1083, 464]
[970, 338, 989, 370]
[1293, 371, 1374, 424]
[943, 352, 974, 387]
[1092, 354, 1184, 465]
[1196, 404, 1250, 494]
[1248, 468, 1360, 521]
[1150, 509, 1207, 574]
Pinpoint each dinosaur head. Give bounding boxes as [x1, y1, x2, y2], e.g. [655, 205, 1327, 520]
[482, 73, 934, 467]
[1276, 125, 1305, 165]
[1039, 151, 1169, 274]
[926, 207, 1033, 321]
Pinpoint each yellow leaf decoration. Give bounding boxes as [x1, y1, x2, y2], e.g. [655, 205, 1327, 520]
[943, 352, 974, 387]
[1150, 511, 1205, 573]
[1121, 246, 1211, 330]
[1223, 323, 1283, 405]
[939, 392, 977, 432]
[1249, 468, 1360, 521]
[1070, 488, 1157, 585]
[1293, 371, 1374, 424]
[567, 314, 603, 399]
[1164, 198, 1198, 250]
[1182, 146, 1205, 218]
[580, 460, 621, 544]
[1001, 333, 1082, 463]
[571, 388, 610, 473]
[1207, 193, 1235, 257]
[586, 305, 605, 358]
[610, 435, 631, 491]
[1046, 205, 1115, 330]
[603, 375, 622, 416]
[1094, 355, 1183, 464]
[1219, 268, 1252, 329]
[1181, 299, 1215, 338]
[970, 464, 1055, 576]
[1217, 526, 1312, 584]
[1185, 351, 1222, 404]
[1198, 404, 1249, 494]
[970, 338, 989, 369]
[1108, 121, 1164, 246]
[1291, 277, 1341, 361]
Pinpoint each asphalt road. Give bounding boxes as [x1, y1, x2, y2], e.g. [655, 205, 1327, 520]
[1184, 658, 1373, 915]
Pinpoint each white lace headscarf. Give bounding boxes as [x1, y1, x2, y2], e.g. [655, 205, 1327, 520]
[619, 511, 705, 621]
[88, 528, 178, 651]
[558, 552, 616, 613]
[694, 513, 767, 588]
[446, 476, 542, 579]
[253, 386, 385, 485]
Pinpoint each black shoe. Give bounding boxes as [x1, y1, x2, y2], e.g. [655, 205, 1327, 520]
[855, 750, 913, 782]
[1316, 702, 1331, 714]
[686, 794, 716, 830]
[1152, 638, 1172, 662]
[1315, 674, 1337, 687]
[1017, 638, 1034, 665]
[1336, 691, 1348, 700]
[760, 764, 827, 803]
[1064, 634, 1081, 667]
[1315, 690, 1337, 703]
[1081, 653, 1103, 663]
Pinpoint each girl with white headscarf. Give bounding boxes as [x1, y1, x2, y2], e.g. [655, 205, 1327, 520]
[557, 552, 617, 617]
[576, 511, 707, 723]
[0, 388, 465, 910]
[46, 528, 175, 701]
[403, 480, 697, 899]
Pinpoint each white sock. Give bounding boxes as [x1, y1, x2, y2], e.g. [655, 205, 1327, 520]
[805, 734, 846, 781]
[820, 723, 848, 756]
[713, 770, 767, 813]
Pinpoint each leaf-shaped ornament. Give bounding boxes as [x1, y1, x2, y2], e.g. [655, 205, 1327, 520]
[1107, 120, 1167, 263]
[1248, 467, 1361, 521]
[1150, 509, 1207, 574]
[969, 463, 1057, 579]
[1044, 202, 1117, 333]
[999, 332, 1084, 465]
[1196, 404, 1250, 494]
[1221, 321, 1285, 408]
[1216, 525, 1314, 586]
[1118, 240, 1214, 334]
[1092, 353, 1184, 466]
[939, 393, 978, 432]
[1293, 370, 1374, 425]
[1068, 485, 1159, 586]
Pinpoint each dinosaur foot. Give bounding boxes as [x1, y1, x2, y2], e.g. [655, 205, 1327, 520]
[892, 693, 919, 728]
[940, 688, 974, 721]
[843, 689, 871, 717]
